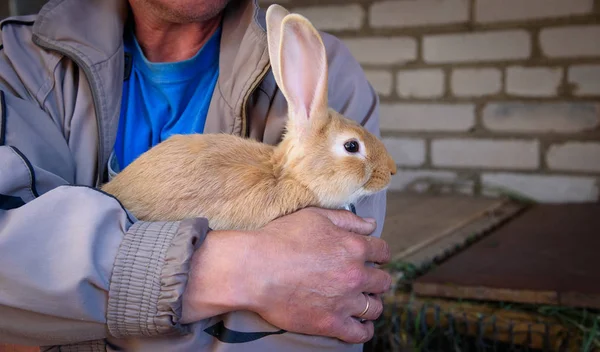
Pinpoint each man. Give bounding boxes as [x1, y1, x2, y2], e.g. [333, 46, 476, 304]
[0, 0, 391, 351]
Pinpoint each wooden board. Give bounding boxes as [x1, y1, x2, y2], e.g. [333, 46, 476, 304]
[413, 203, 600, 309]
[381, 192, 523, 267]
[0, 345, 38, 352]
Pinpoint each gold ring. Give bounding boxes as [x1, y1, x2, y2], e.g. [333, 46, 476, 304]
[357, 293, 370, 319]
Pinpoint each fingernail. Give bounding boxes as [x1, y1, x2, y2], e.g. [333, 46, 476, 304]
[364, 218, 376, 224]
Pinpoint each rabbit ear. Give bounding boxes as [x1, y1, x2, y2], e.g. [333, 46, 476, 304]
[266, 4, 289, 88]
[268, 9, 329, 134]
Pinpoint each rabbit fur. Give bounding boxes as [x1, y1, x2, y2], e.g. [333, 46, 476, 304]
[101, 4, 398, 231]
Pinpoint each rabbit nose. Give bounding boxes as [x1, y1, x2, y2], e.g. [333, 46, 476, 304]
[388, 156, 397, 175]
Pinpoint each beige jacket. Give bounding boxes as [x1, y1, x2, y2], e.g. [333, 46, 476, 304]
[0, 0, 386, 350]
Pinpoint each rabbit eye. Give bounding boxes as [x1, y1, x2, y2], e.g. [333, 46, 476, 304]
[344, 140, 359, 153]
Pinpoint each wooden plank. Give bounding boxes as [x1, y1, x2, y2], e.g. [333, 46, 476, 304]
[400, 201, 524, 268]
[414, 283, 558, 306]
[413, 203, 600, 309]
[381, 192, 510, 263]
[0, 344, 38, 352]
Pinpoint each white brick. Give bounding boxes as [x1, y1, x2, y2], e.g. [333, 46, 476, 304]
[451, 68, 502, 97]
[568, 65, 600, 96]
[482, 173, 599, 203]
[506, 66, 563, 97]
[292, 4, 364, 31]
[390, 169, 473, 194]
[342, 37, 417, 65]
[383, 138, 426, 166]
[423, 30, 531, 63]
[397, 69, 445, 98]
[431, 139, 539, 170]
[547, 142, 600, 173]
[370, 0, 469, 28]
[380, 103, 475, 132]
[364, 70, 393, 96]
[475, 0, 593, 23]
[482, 102, 600, 133]
[540, 25, 600, 58]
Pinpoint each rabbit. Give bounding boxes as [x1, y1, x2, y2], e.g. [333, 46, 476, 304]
[101, 4, 398, 231]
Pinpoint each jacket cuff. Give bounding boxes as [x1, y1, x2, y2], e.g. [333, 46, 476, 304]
[107, 218, 210, 338]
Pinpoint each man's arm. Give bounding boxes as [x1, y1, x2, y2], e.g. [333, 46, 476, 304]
[0, 90, 207, 346]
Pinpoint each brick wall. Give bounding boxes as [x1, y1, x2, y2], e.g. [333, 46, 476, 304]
[259, 0, 600, 203]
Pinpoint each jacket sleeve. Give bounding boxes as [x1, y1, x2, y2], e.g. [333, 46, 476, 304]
[0, 89, 208, 347]
[322, 33, 388, 239]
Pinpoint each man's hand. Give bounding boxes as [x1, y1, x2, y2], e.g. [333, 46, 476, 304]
[246, 207, 392, 343]
[181, 207, 392, 344]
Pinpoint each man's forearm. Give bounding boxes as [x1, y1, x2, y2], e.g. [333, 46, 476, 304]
[180, 208, 391, 344]
[181, 229, 258, 323]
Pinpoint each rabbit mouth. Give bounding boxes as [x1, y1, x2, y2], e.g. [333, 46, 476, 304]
[362, 169, 393, 192]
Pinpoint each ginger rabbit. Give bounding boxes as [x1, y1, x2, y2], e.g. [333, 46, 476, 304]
[102, 4, 397, 231]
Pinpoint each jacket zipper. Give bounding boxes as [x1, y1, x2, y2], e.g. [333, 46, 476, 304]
[32, 35, 106, 187]
[240, 62, 271, 138]
[33, 36, 271, 178]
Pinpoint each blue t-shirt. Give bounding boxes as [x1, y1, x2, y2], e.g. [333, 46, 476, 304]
[113, 25, 221, 170]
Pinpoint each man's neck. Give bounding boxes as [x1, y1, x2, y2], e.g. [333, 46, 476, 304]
[129, 7, 222, 63]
